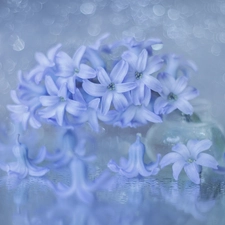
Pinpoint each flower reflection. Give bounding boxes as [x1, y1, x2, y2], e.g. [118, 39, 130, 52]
[160, 181, 215, 220]
[108, 133, 160, 178]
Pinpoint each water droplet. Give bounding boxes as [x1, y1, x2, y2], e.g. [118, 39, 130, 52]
[12, 38, 25, 51]
[168, 9, 180, 20]
[80, 2, 96, 15]
[152, 43, 163, 51]
[153, 5, 165, 16]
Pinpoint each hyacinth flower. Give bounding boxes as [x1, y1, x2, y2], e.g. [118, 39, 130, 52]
[46, 129, 95, 168]
[122, 49, 163, 105]
[105, 37, 163, 56]
[71, 89, 101, 132]
[163, 54, 197, 79]
[39, 76, 86, 126]
[160, 139, 218, 184]
[83, 59, 136, 115]
[49, 156, 110, 204]
[56, 45, 96, 94]
[0, 136, 49, 179]
[7, 71, 47, 130]
[26, 44, 62, 84]
[154, 72, 199, 115]
[108, 134, 161, 178]
[112, 92, 162, 128]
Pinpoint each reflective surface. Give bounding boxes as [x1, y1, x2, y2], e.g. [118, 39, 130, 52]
[1, 0, 225, 224]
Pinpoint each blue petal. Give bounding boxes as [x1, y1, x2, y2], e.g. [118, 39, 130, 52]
[97, 67, 111, 85]
[72, 45, 86, 69]
[136, 49, 148, 72]
[184, 163, 200, 184]
[29, 166, 49, 177]
[107, 159, 120, 172]
[67, 76, 76, 94]
[131, 84, 145, 105]
[110, 60, 129, 83]
[47, 43, 62, 62]
[7, 105, 28, 113]
[82, 80, 106, 97]
[144, 55, 164, 74]
[39, 106, 56, 118]
[66, 99, 86, 116]
[56, 52, 74, 77]
[88, 98, 100, 110]
[101, 91, 113, 115]
[39, 96, 59, 106]
[10, 90, 20, 104]
[160, 152, 183, 168]
[55, 102, 66, 126]
[142, 107, 162, 123]
[77, 64, 96, 79]
[29, 116, 41, 129]
[116, 82, 136, 93]
[172, 143, 190, 160]
[113, 93, 128, 111]
[175, 99, 193, 115]
[196, 153, 218, 169]
[35, 52, 52, 67]
[187, 139, 212, 158]
[142, 75, 162, 93]
[119, 105, 136, 127]
[154, 97, 168, 114]
[157, 72, 175, 91]
[58, 83, 68, 99]
[172, 160, 186, 180]
[121, 51, 137, 69]
[45, 76, 58, 96]
[173, 75, 188, 94]
[87, 110, 99, 132]
[179, 87, 199, 100]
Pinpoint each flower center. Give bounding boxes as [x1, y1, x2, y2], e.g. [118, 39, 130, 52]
[107, 82, 116, 91]
[187, 158, 195, 163]
[167, 92, 178, 101]
[74, 68, 79, 73]
[59, 96, 65, 102]
[135, 71, 143, 80]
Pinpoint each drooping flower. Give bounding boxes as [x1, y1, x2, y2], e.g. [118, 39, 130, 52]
[0, 136, 49, 179]
[108, 134, 161, 178]
[160, 139, 218, 184]
[49, 156, 110, 204]
[83, 60, 136, 114]
[39, 76, 86, 126]
[154, 72, 199, 115]
[122, 49, 163, 105]
[163, 54, 197, 79]
[26, 44, 62, 84]
[55, 45, 96, 94]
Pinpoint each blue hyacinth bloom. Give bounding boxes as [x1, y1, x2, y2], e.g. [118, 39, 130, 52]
[83, 60, 136, 115]
[160, 139, 218, 184]
[154, 72, 199, 115]
[108, 134, 161, 178]
[0, 136, 49, 179]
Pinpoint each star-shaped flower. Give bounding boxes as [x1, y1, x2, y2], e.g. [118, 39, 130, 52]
[39, 76, 86, 126]
[160, 139, 218, 184]
[122, 49, 163, 105]
[56, 45, 96, 94]
[154, 72, 199, 115]
[108, 134, 161, 178]
[0, 136, 49, 179]
[26, 44, 62, 84]
[83, 59, 136, 114]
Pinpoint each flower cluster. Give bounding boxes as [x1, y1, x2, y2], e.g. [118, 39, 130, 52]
[7, 36, 199, 132]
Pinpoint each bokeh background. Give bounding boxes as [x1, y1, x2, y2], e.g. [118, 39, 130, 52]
[1, 0, 225, 134]
[1, 1, 225, 224]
